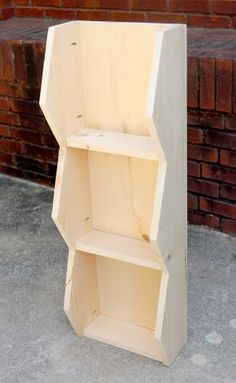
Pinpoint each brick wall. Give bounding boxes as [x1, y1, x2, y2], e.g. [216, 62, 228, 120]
[0, 18, 236, 235]
[1, 1, 236, 28]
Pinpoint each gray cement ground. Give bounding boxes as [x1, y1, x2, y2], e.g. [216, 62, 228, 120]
[0, 174, 235, 383]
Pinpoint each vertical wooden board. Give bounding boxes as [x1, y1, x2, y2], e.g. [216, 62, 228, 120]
[64, 250, 100, 335]
[88, 151, 158, 240]
[79, 22, 158, 135]
[40, 22, 84, 146]
[96, 257, 161, 330]
[149, 25, 187, 364]
[53, 148, 92, 248]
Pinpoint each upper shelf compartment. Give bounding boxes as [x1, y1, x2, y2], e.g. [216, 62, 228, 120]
[40, 21, 179, 147]
[67, 129, 158, 160]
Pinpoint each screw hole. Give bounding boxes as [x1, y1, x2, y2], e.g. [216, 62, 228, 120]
[76, 114, 82, 119]
[71, 42, 77, 46]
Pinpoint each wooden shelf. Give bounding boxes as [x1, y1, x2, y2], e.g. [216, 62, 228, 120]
[76, 230, 162, 270]
[84, 315, 161, 361]
[67, 129, 159, 160]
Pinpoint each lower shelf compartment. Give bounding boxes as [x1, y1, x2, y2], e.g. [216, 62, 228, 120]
[76, 230, 162, 270]
[84, 315, 162, 361]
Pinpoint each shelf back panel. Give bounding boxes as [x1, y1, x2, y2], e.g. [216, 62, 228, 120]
[88, 151, 158, 240]
[96, 256, 161, 330]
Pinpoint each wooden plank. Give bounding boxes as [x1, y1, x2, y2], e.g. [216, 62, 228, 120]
[88, 152, 158, 240]
[76, 230, 162, 270]
[67, 129, 159, 160]
[147, 25, 187, 364]
[64, 250, 100, 336]
[84, 315, 162, 361]
[96, 257, 161, 330]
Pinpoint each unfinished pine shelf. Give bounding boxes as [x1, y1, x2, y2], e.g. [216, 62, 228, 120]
[40, 20, 187, 366]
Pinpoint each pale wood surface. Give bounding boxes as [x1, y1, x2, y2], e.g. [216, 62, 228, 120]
[76, 230, 162, 270]
[67, 128, 159, 160]
[40, 20, 187, 366]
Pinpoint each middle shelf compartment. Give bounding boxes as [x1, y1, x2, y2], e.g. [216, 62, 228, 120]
[53, 146, 160, 268]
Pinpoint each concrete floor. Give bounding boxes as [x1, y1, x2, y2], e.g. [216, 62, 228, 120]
[0, 174, 235, 383]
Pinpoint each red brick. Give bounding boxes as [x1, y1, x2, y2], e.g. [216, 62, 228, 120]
[170, 0, 211, 13]
[202, 163, 236, 185]
[214, 0, 236, 14]
[226, 116, 236, 131]
[12, 41, 26, 82]
[1, 7, 14, 20]
[188, 15, 231, 28]
[188, 211, 220, 230]
[0, 98, 9, 111]
[200, 112, 224, 129]
[19, 114, 50, 133]
[188, 144, 218, 163]
[220, 149, 236, 168]
[221, 218, 236, 235]
[147, 12, 186, 23]
[216, 59, 233, 113]
[200, 57, 215, 110]
[14, 0, 29, 4]
[200, 197, 236, 220]
[32, 0, 61, 5]
[63, 0, 94, 7]
[188, 177, 219, 198]
[45, 8, 76, 18]
[0, 0, 12, 6]
[188, 57, 199, 108]
[0, 151, 13, 164]
[0, 164, 24, 178]
[15, 7, 45, 17]
[220, 184, 236, 201]
[188, 160, 200, 177]
[22, 170, 55, 187]
[0, 124, 9, 136]
[111, 10, 144, 21]
[14, 155, 46, 174]
[0, 82, 19, 98]
[9, 99, 42, 116]
[188, 127, 203, 144]
[33, 42, 45, 86]
[23, 143, 58, 162]
[20, 85, 40, 101]
[0, 111, 20, 126]
[10, 127, 42, 145]
[233, 62, 236, 113]
[94, 0, 130, 9]
[188, 193, 198, 210]
[0, 139, 23, 154]
[0, 44, 14, 82]
[188, 110, 200, 126]
[42, 133, 59, 148]
[205, 130, 236, 150]
[76, 9, 109, 20]
[132, 0, 167, 11]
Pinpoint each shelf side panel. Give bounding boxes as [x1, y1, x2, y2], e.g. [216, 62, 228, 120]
[150, 26, 187, 364]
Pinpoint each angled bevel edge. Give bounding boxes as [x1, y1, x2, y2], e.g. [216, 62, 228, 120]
[39, 26, 64, 147]
[51, 147, 74, 249]
[64, 249, 80, 335]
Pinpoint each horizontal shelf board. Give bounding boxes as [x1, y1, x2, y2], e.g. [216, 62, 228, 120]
[67, 129, 158, 160]
[84, 315, 161, 361]
[76, 230, 162, 270]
